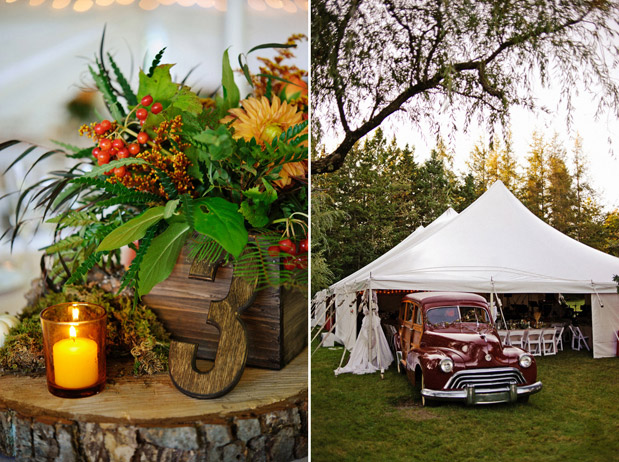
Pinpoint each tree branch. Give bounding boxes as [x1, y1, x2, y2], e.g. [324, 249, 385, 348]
[313, 4, 596, 174]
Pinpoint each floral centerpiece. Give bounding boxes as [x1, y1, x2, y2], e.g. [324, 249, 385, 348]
[0, 33, 308, 377]
[2, 34, 308, 300]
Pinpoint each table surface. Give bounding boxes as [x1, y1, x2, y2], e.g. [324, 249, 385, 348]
[0, 349, 308, 425]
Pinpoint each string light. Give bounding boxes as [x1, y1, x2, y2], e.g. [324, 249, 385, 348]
[73, 0, 93, 12]
[139, 0, 159, 10]
[282, 0, 296, 13]
[248, 0, 266, 10]
[12, 0, 306, 11]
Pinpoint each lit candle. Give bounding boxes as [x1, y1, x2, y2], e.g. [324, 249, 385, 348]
[52, 308, 98, 389]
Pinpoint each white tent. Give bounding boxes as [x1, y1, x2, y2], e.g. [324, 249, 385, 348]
[322, 181, 619, 358]
[332, 207, 458, 292]
[312, 207, 459, 349]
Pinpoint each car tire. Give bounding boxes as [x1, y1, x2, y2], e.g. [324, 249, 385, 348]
[420, 373, 436, 407]
[517, 395, 529, 404]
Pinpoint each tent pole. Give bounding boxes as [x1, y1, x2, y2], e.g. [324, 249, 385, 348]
[492, 279, 508, 330]
[368, 278, 374, 375]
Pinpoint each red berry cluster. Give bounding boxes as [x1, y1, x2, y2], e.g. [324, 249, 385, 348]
[268, 238, 309, 270]
[90, 95, 161, 178]
[136, 94, 162, 125]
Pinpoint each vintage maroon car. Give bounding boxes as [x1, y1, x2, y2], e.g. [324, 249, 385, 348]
[396, 292, 542, 406]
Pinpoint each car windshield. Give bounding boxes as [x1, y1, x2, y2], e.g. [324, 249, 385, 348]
[426, 306, 460, 325]
[426, 306, 490, 326]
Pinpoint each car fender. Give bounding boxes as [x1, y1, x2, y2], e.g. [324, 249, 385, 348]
[408, 347, 463, 389]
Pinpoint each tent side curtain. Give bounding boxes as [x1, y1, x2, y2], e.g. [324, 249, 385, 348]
[335, 292, 357, 350]
[592, 294, 619, 358]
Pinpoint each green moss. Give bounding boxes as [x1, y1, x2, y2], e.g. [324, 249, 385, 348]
[0, 284, 170, 375]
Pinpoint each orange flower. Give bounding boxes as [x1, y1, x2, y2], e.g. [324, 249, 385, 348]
[221, 95, 305, 145]
[275, 159, 308, 189]
[221, 95, 307, 189]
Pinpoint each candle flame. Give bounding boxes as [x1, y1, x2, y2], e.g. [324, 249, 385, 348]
[69, 325, 77, 339]
[72, 307, 79, 321]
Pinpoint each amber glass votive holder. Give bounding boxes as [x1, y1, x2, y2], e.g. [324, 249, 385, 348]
[40, 302, 106, 398]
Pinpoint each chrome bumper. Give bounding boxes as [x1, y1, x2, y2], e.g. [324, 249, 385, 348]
[422, 381, 543, 405]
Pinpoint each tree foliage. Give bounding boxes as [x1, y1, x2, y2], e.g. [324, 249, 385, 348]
[312, 0, 619, 174]
[313, 129, 618, 293]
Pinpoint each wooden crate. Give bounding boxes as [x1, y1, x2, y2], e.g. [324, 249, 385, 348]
[143, 246, 307, 370]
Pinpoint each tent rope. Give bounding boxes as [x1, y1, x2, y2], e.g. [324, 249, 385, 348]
[591, 281, 605, 308]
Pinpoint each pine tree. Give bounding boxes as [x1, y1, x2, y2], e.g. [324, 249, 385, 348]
[546, 135, 576, 235]
[520, 132, 548, 220]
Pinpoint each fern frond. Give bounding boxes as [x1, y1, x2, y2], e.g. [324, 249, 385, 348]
[96, 193, 160, 208]
[186, 234, 227, 266]
[89, 61, 125, 121]
[181, 194, 195, 229]
[279, 120, 308, 143]
[70, 176, 161, 203]
[47, 210, 99, 228]
[107, 52, 138, 106]
[65, 251, 106, 285]
[45, 234, 84, 254]
[50, 140, 81, 153]
[148, 48, 167, 77]
[151, 166, 179, 199]
[118, 225, 157, 294]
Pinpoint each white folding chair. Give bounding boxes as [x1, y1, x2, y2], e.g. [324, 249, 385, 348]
[554, 326, 564, 352]
[569, 325, 590, 351]
[541, 329, 556, 355]
[509, 330, 526, 349]
[498, 330, 510, 346]
[525, 329, 543, 356]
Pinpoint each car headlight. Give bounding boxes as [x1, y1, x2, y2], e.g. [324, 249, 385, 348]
[519, 354, 533, 368]
[439, 357, 454, 373]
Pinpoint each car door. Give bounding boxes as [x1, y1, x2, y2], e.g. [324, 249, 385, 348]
[400, 301, 414, 360]
[411, 302, 423, 349]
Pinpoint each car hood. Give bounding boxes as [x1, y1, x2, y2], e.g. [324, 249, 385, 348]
[423, 324, 512, 367]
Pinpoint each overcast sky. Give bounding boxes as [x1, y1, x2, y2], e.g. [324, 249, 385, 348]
[385, 86, 619, 211]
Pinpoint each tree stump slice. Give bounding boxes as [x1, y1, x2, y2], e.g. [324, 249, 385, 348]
[0, 350, 308, 462]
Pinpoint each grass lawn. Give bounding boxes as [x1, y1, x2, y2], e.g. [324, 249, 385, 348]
[311, 344, 619, 462]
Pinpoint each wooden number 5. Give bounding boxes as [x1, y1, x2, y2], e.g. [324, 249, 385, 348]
[168, 255, 259, 399]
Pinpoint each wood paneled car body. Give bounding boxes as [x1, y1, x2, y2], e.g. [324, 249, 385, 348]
[396, 292, 542, 405]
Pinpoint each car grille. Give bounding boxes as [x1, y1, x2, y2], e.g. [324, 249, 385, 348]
[444, 367, 526, 390]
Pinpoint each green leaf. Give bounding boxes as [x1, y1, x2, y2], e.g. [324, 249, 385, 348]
[164, 199, 180, 219]
[137, 64, 177, 106]
[193, 197, 247, 258]
[221, 48, 240, 114]
[138, 221, 190, 296]
[192, 126, 234, 161]
[239, 183, 277, 228]
[96, 207, 166, 251]
[247, 42, 297, 54]
[172, 85, 203, 115]
[183, 146, 203, 182]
